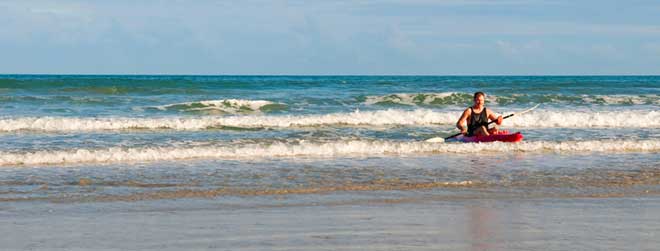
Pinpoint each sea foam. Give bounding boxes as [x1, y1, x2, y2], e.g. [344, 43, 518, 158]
[364, 93, 660, 106]
[148, 99, 281, 114]
[0, 109, 658, 132]
[1, 139, 658, 166]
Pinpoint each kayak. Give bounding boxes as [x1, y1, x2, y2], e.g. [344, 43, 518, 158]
[426, 104, 539, 143]
[448, 131, 523, 143]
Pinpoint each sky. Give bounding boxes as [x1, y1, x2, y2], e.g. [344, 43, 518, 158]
[1, 0, 660, 75]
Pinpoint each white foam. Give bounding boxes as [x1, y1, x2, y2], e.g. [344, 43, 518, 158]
[364, 93, 660, 106]
[150, 99, 277, 113]
[364, 92, 470, 106]
[0, 109, 658, 132]
[508, 110, 660, 128]
[1, 139, 658, 166]
[583, 95, 660, 105]
[0, 109, 452, 131]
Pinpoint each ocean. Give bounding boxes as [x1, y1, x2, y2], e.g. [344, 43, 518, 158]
[1, 75, 659, 250]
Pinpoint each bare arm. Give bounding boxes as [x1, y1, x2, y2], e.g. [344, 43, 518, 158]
[487, 108, 503, 125]
[456, 108, 471, 134]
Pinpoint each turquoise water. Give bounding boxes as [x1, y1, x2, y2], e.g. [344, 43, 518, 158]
[0, 75, 658, 202]
[2, 75, 658, 117]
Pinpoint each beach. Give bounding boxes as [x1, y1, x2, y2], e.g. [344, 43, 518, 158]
[3, 194, 659, 250]
[1, 75, 658, 250]
[2, 153, 659, 250]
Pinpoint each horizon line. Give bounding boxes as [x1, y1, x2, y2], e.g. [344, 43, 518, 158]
[2, 73, 660, 77]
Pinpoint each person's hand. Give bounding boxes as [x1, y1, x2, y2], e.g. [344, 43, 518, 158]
[461, 128, 467, 135]
[496, 115, 503, 125]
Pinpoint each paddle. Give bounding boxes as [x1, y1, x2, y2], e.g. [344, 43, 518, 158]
[426, 104, 540, 143]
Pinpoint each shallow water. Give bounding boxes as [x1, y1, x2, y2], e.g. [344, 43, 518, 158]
[0, 75, 658, 202]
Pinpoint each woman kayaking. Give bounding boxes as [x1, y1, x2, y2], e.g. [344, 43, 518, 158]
[456, 92, 503, 137]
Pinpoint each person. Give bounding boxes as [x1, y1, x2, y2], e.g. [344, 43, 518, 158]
[456, 92, 503, 137]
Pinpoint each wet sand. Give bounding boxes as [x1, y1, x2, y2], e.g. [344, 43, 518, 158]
[2, 195, 658, 251]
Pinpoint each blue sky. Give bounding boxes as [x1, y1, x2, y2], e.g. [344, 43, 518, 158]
[1, 0, 659, 75]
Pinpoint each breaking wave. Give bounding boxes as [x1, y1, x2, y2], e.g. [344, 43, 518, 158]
[146, 99, 286, 114]
[0, 109, 658, 132]
[1, 139, 658, 166]
[363, 93, 660, 106]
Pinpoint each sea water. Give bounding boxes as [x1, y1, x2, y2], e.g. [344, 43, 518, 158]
[0, 75, 658, 203]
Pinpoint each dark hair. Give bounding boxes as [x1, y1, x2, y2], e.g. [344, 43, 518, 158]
[473, 92, 485, 99]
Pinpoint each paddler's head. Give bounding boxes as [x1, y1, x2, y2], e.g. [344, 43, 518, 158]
[473, 91, 485, 108]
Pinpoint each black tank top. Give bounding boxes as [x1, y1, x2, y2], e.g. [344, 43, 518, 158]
[467, 107, 488, 136]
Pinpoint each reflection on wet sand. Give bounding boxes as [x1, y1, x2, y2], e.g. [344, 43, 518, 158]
[469, 202, 499, 251]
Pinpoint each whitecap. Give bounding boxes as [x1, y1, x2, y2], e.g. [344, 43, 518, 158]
[1, 139, 658, 166]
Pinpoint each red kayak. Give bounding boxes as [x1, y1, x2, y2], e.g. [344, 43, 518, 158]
[450, 131, 523, 143]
